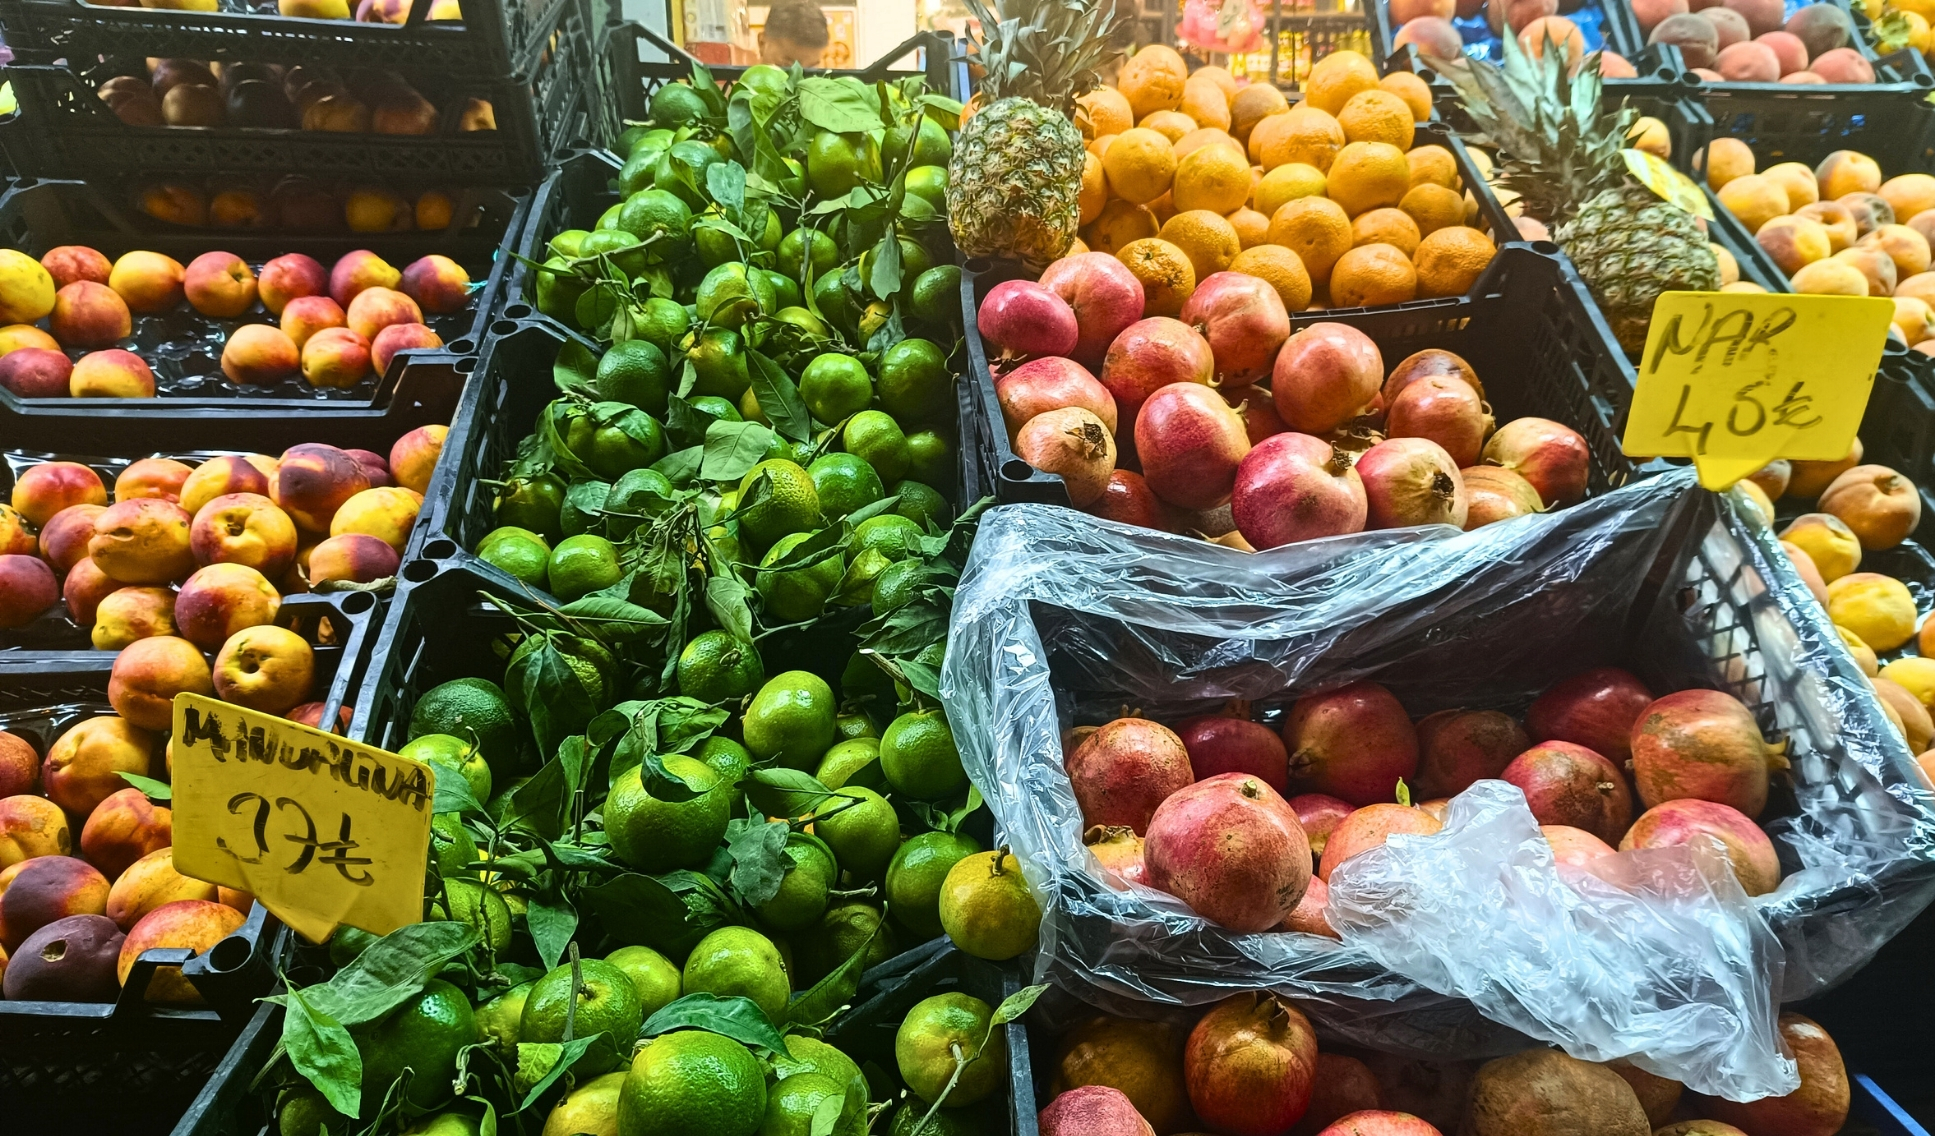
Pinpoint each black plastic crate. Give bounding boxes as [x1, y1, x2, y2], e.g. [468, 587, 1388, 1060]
[1366, 0, 1640, 69]
[1691, 56, 1935, 171]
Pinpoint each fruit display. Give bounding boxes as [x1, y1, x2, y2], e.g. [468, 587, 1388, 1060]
[93, 59, 494, 136]
[122, 176, 474, 233]
[1633, 0, 1874, 82]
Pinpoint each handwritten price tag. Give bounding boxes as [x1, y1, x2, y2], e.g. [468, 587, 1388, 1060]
[170, 693, 434, 943]
[1621, 291, 1895, 488]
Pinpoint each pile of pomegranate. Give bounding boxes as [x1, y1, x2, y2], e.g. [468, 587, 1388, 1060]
[980, 255, 1593, 549]
[1067, 666, 1787, 935]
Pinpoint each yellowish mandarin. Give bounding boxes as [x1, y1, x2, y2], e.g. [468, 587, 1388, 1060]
[1102, 128, 1178, 206]
[1160, 210, 1243, 279]
[1267, 196, 1354, 287]
[1405, 144, 1460, 190]
[1255, 162, 1328, 219]
[1328, 242, 1418, 307]
[1415, 226, 1497, 298]
[1229, 244, 1312, 312]
[1399, 182, 1466, 236]
[1173, 143, 1254, 215]
[1336, 88, 1416, 150]
[1084, 199, 1160, 255]
[1117, 237, 1198, 317]
[1327, 141, 1412, 216]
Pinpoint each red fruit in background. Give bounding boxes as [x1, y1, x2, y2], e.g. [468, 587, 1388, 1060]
[1083, 824, 1148, 886]
[1413, 710, 1527, 798]
[1290, 1054, 1384, 1136]
[1704, 1014, 1848, 1136]
[1040, 252, 1147, 368]
[978, 279, 1079, 359]
[1065, 718, 1195, 835]
[1279, 874, 1337, 938]
[1384, 376, 1493, 468]
[2, 913, 123, 1002]
[1283, 682, 1419, 805]
[1526, 666, 1653, 761]
[1100, 316, 1215, 423]
[1357, 438, 1468, 530]
[1146, 773, 1310, 931]
[1381, 349, 1484, 408]
[0, 555, 59, 629]
[1039, 1086, 1156, 1136]
[1630, 688, 1775, 817]
[1315, 1111, 1444, 1136]
[996, 356, 1119, 435]
[1460, 465, 1544, 529]
[1224, 383, 1288, 445]
[1500, 740, 1633, 844]
[1184, 993, 1319, 1136]
[1136, 381, 1253, 511]
[1272, 322, 1383, 435]
[1621, 798, 1780, 895]
[1181, 270, 1291, 382]
[1176, 714, 1290, 792]
[1232, 432, 1368, 549]
[1317, 804, 1443, 882]
[1289, 793, 1356, 860]
[0, 347, 75, 397]
[1541, 824, 1616, 870]
[1481, 417, 1591, 507]
[1017, 407, 1117, 508]
[1086, 470, 1172, 531]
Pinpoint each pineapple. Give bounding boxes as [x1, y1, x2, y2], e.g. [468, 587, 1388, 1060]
[946, 0, 1130, 270]
[1435, 34, 1719, 354]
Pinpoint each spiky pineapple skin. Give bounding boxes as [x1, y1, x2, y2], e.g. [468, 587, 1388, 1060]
[1556, 183, 1721, 354]
[946, 96, 1087, 270]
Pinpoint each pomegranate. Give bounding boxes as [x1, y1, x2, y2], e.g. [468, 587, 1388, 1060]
[1065, 717, 1196, 835]
[1326, 422, 1387, 459]
[1051, 1017, 1192, 1134]
[1654, 1123, 1749, 1136]
[978, 278, 1078, 359]
[1272, 323, 1384, 435]
[1184, 993, 1320, 1136]
[1283, 682, 1420, 805]
[1315, 1112, 1444, 1136]
[1231, 432, 1368, 549]
[1382, 348, 1485, 407]
[1177, 714, 1291, 792]
[1289, 793, 1356, 859]
[1039, 253, 1147, 368]
[1182, 271, 1292, 382]
[1526, 666, 1654, 761]
[1818, 463, 1921, 550]
[1629, 688, 1776, 817]
[1084, 825, 1148, 886]
[1144, 773, 1311, 932]
[1465, 1051, 1649, 1136]
[1357, 438, 1468, 530]
[1101, 316, 1216, 422]
[1384, 376, 1494, 468]
[1500, 741, 1633, 844]
[1017, 407, 1117, 507]
[1290, 1054, 1383, 1136]
[1608, 1061, 1683, 1127]
[1705, 1014, 1849, 1136]
[997, 356, 1119, 435]
[1360, 1055, 1477, 1134]
[1317, 803, 1444, 882]
[1136, 381, 1254, 510]
[1481, 417, 1591, 506]
[1039, 1085, 1157, 1136]
[1279, 874, 1338, 938]
[1460, 466, 1543, 529]
[1225, 384, 1289, 446]
[1621, 798, 1780, 895]
[1064, 724, 1098, 755]
[1540, 824, 1615, 869]
[1086, 470, 1172, 531]
[1413, 709, 1528, 798]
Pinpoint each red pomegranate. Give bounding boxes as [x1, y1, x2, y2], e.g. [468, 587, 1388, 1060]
[1358, 438, 1468, 529]
[1317, 804, 1445, 881]
[1289, 1054, 1384, 1136]
[1384, 376, 1494, 468]
[1500, 740, 1634, 844]
[1184, 993, 1320, 1136]
[1482, 417, 1591, 506]
[1704, 1014, 1849, 1136]
[1541, 824, 1616, 870]
[1065, 717, 1196, 835]
[1280, 874, 1338, 938]
[1460, 466, 1544, 529]
[1413, 709, 1528, 798]
[1182, 271, 1292, 383]
[1288, 793, 1355, 861]
[1039, 252, 1147, 368]
[1225, 384, 1289, 446]
[1040, 1085, 1157, 1136]
[1382, 349, 1485, 408]
[1016, 407, 1117, 507]
[1621, 798, 1781, 895]
[1136, 381, 1254, 511]
[1526, 667, 1654, 761]
[1629, 688, 1776, 817]
[1272, 323, 1384, 435]
[978, 278, 1078, 359]
[1144, 773, 1311, 932]
[1086, 469, 1172, 531]
[1231, 432, 1368, 549]
[1283, 682, 1420, 805]
[996, 356, 1119, 435]
[1177, 714, 1291, 792]
[1084, 824, 1148, 886]
[1100, 316, 1215, 422]
[1315, 1111, 1445, 1136]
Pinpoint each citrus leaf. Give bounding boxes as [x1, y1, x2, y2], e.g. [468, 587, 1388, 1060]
[117, 770, 172, 801]
[728, 819, 792, 906]
[748, 349, 815, 444]
[527, 892, 578, 972]
[706, 160, 748, 214]
[781, 905, 882, 1027]
[516, 1034, 612, 1110]
[426, 759, 486, 817]
[580, 873, 690, 952]
[991, 983, 1048, 1026]
[305, 921, 481, 1026]
[705, 573, 755, 644]
[653, 445, 704, 485]
[702, 419, 780, 482]
[554, 339, 600, 395]
[643, 993, 788, 1055]
[744, 767, 834, 818]
[279, 985, 362, 1117]
[798, 76, 883, 134]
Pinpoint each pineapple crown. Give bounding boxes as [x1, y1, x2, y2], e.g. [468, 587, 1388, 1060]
[1430, 31, 1639, 226]
[962, 0, 1132, 114]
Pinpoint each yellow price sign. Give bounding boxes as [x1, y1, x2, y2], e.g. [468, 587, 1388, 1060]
[170, 693, 435, 943]
[1621, 291, 1895, 489]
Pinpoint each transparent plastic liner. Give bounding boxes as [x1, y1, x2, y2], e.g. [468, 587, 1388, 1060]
[943, 470, 1935, 1100]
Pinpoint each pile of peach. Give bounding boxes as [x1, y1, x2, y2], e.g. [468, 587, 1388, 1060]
[1389, 0, 1645, 76]
[131, 176, 466, 233]
[0, 244, 469, 398]
[98, 59, 491, 138]
[1636, 0, 1873, 83]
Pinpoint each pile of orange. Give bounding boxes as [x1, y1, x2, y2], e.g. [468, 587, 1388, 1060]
[1071, 46, 1499, 314]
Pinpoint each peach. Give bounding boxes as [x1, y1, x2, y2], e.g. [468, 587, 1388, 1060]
[0, 856, 110, 951]
[62, 558, 117, 627]
[287, 701, 351, 734]
[1816, 151, 1881, 199]
[0, 249, 56, 324]
[0, 555, 58, 629]
[220, 324, 301, 386]
[0, 505, 31, 557]
[1795, 200, 1858, 250]
[0, 324, 59, 357]
[1598, 51, 1639, 77]
[1895, 296, 1935, 345]
[1820, 464, 1921, 549]
[106, 848, 217, 930]
[1393, 15, 1463, 57]
[109, 635, 215, 731]
[1811, 47, 1874, 82]
[1621, 798, 1780, 895]
[327, 486, 420, 553]
[1882, 174, 1935, 224]
[1698, 5, 1751, 48]
[50, 281, 133, 349]
[1828, 572, 1917, 651]
[1781, 71, 1828, 84]
[175, 562, 281, 650]
[271, 443, 371, 532]
[1390, 0, 1453, 19]
[387, 424, 447, 495]
[1789, 438, 1864, 497]
[79, 788, 172, 880]
[91, 586, 177, 649]
[1724, 0, 1783, 34]
[344, 449, 391, 487]
[1786, 1, 1853, 54]
[114, 458, 193, 505]
[41, 246, 112, 290]
[279, 294, 346, 349]
[1764, 162, 1821, 211]
[1718, 174, 1790, 235]
[45, 716, 156, 817]
[213, 624, 315, 714]
[0, 733, 35, 799]
[107, 251, 186, 314]
[1633, 0, 1688, 35]
[1756, 214, 1831, 274]
[300, 326, 372, 388]
[1781, 512, 1861, 580]
[70, 349, 158, 398]
[119, 899, 246, 1004]
[308, 532, 401, 585]
[328, 250, 400, 307]
[135, 184, 208, 228]
[1716, 40, 1780, 81]
[0, 347, 75, 397]
[189, 491, 298, 576]
[12, 461, 107, 527]
[178, 251, 258, 320]
[39, 503, 109, 572]
[0, 795, 72, 867]
[398, 254, 471, 314]
[1757, 29, 1809, 74]
[1824, 247, 1894, 295]
[257, 253, 328, 316]
[90, 498, 195, 584]
[1650, 13, 1720, 68]
[1860, 223, 1932, 279]
[219, 888, 254, 915]
[179, 456, 269, 518]
[369, 322, 442, 374]
[343, 286, 422, 342]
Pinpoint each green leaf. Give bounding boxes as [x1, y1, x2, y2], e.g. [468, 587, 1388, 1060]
[744, 767, 834, 819]
[868, 230, 902, 301]
[782, 904, 882, 1027]
[704, 573, 755, 644]
[747, 350, 815, 444]
[117, 770, 172, 801]
[506, 756, 569, 839]
[918, 92, 964, 129]
[702, 419, 781, 482]
[426, 759, 487, 816]
[642, 993, 789, 1054]
[279, 985, 362, 1117]
[991, 983, 1049, 1026]
[554, 339, 600, 395]
[653, 445, 705, 485]
[810, 1094, 847, 1136]
[304, 921, 481, 1026]
[798, 76, 884, 134]
[897, 658, 942, 701]
[507, 633, 606, 761]
[555, 594, 670, 637]
[728, 819, 792, 906]
[517, 1034, 613, 1110]
[580, 873, 692, 953]
[706, 161, 749, 214]
[526, 892, 578, 971]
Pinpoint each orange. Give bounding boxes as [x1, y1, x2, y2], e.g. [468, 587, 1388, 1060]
[1256, 106, 1345, 172]
[1267, 196, 1353, 286]
[1080, 151, 1107, 225]
[1160, 210, 1242, 278]
[1140, 110, 1198, 143]
[1229, 245, 1312, 312]
[1173, 144, 1254, 214]
[1399, 182, 1467, 236]
[1119, 45, 1188, 119]
[1327, 141, 1411, 216]
[1881, 174, 1935, 224]
[1078, 88, 1134, 140]
[1701, 137, 1755, 191]
[1304, 50, 1378, 116]
[1088, 133, 1118, 158]
[1328, 243, 1418, 307]
[1415, 226, 1497, 298]
[1067, 236, 1091, 256]
[1380, 72, 1434, 123]
[1149, 189, 1178, 226]
[1181, 79, 1233, 131]
[1085, 199, 1160, 255]
[1175, 127, 1242, 159]
[1230, 84, 1290, 144]
[1350, 208, 1422, 257]
[1406, 144, 1460, 190]
[1337, 89, 1416, 150]
[1245, 110, 1291, 165]
[1255, 162, 1327, 218]
[1102, 128, 1178, 206]
[1116, 238, 1197, 317]
[1191, 65, 1240, 103]
[1227, 207, 1271, 248]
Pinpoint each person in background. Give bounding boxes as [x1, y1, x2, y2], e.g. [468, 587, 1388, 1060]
[761, 0, 830, 69]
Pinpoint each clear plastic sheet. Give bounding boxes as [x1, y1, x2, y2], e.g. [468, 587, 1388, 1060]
[942, 469, 1935, 1099]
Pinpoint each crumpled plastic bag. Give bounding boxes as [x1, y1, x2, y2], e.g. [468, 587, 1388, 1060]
[942, 469, 1935, 1100]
